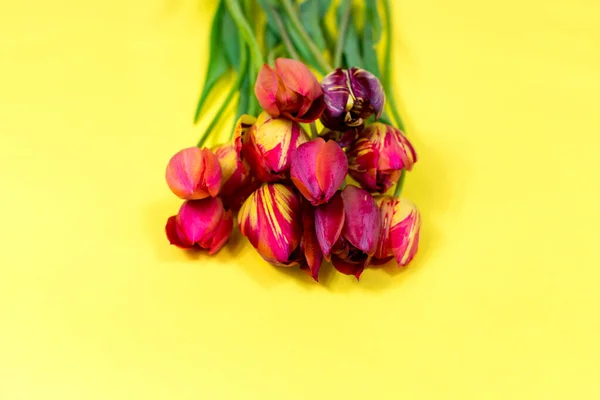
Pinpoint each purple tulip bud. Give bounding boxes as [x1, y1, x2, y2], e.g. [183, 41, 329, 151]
[320, 67, 385, 131]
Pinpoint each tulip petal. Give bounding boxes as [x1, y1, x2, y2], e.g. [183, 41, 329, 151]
[238, 183, 302, 263]
[165, 215, 194, 248]
[374, 196, 397, 259]
[275, 58, 323, 101]
[349, 68, 385, 119]
[208, 209, 233, 255]
[331, 256, 365, 280]
[302, 206, 323, 281]
[321, 68, 349, 119]
[200, 148, 223, 198]
[314, 192, 345, 259]
[347, 138, 379, 192]
[166, 147, 210, 200]
[390, 199, 421, 266]
[316, 140, 348, 203]
[340, 185, 381, 255]
[290, 138, 324, 204]
[255, 64, 281, 118]
[177, 198, 224, 245]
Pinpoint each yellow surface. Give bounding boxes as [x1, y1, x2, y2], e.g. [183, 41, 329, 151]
[1, 0, 599, 398]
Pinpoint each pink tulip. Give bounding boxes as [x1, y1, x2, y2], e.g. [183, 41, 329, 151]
[165, 147, 222, 200]
[290, 138, 348, 205]
[374, 196, 421, 267]
[255, 58, 326, 123]
[347, 123, 417, 193]
[238, 111, 309, 183]
[166, 197, 233, 254]
[314, 185, 381, 279]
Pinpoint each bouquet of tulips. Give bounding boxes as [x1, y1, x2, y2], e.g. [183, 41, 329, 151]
[164, 0, 421, 281]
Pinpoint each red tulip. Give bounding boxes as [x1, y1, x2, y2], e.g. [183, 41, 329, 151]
[166, 197, 233, 254]
[374, 196, 421, 267]
[238, 183, 324, 280]
[165, 147, 222, 200]
[347, 123, 417, 193]
[237, 111, 309, 183]
[290, 138, 348, 205]
[255, 58, 325, 123]
[314, 185, 381, 279]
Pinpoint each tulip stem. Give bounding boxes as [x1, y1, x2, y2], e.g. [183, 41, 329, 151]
[280, 0, 333, 72]
[270, 6, 301, 61]
[394, 170, 406, 197]
[225, 0, 264, 71]
[198, 42, 249, 148]
[310, 122, 318, 139]
[381, 0, 405, 132]
[333, 1, 352, 68]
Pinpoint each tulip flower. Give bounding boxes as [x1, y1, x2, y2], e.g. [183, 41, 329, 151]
[238, 183, 324, 278]
[166, 197, 233, 254]
[347, 123, 417, 193]
[314, 185, 381, 279]
[238, 111, 309, 183]
[255, 58, 326, 123]
[238, 183, 303, 265]
[165, 147, 222, 200]
[374, 196, 421, 267]
[290, 138, 348, 205]
[320, 67, 385, 131]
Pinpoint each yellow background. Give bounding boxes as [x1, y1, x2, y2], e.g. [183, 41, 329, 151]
[1, 0, 599, 398]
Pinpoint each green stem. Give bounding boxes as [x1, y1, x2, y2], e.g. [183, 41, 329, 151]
[267, 43, 284, 65]
[394, 170, 406, 197]
[382, 0, 393, 92]
[225, 0, 263, 71]
[270, 7, 300, 60]
[387, 96, 405, 131]
[280, 0, 333, 72]
[198, 45, 249, 147]
[310, 122, 318, 139]
[333, 2, 351, 68]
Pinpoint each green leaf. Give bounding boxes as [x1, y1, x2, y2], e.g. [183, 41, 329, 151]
[257, 0, 280, 35]
[362, 0, 381, 77]
[317, 0, 332, 16]
[221, 8, 242, 70]
[236, 74, 250, 117]
[194, 1, 229, 123]
[299, 0, 327, 51]
[265, 26, 280, 53]
[281, 12, 323, 72]
[342, 18, 364, 69]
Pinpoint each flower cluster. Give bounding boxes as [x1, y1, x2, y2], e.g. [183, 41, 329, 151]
[165, 58, 421, 281]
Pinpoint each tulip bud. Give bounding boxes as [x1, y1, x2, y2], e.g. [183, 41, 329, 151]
[320, 67, 385, 131]
[374, 196, 421, 267]
[238, 183, 303, 265]
[314, 185, 381, 279]
[255, 58, 326, 123]
[347, 123, 417, 193]
[166, 197, 233, 254]
[165, 147, 222, 200]
[239, 111, 309, 183]
[290, 138, 348, 205]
